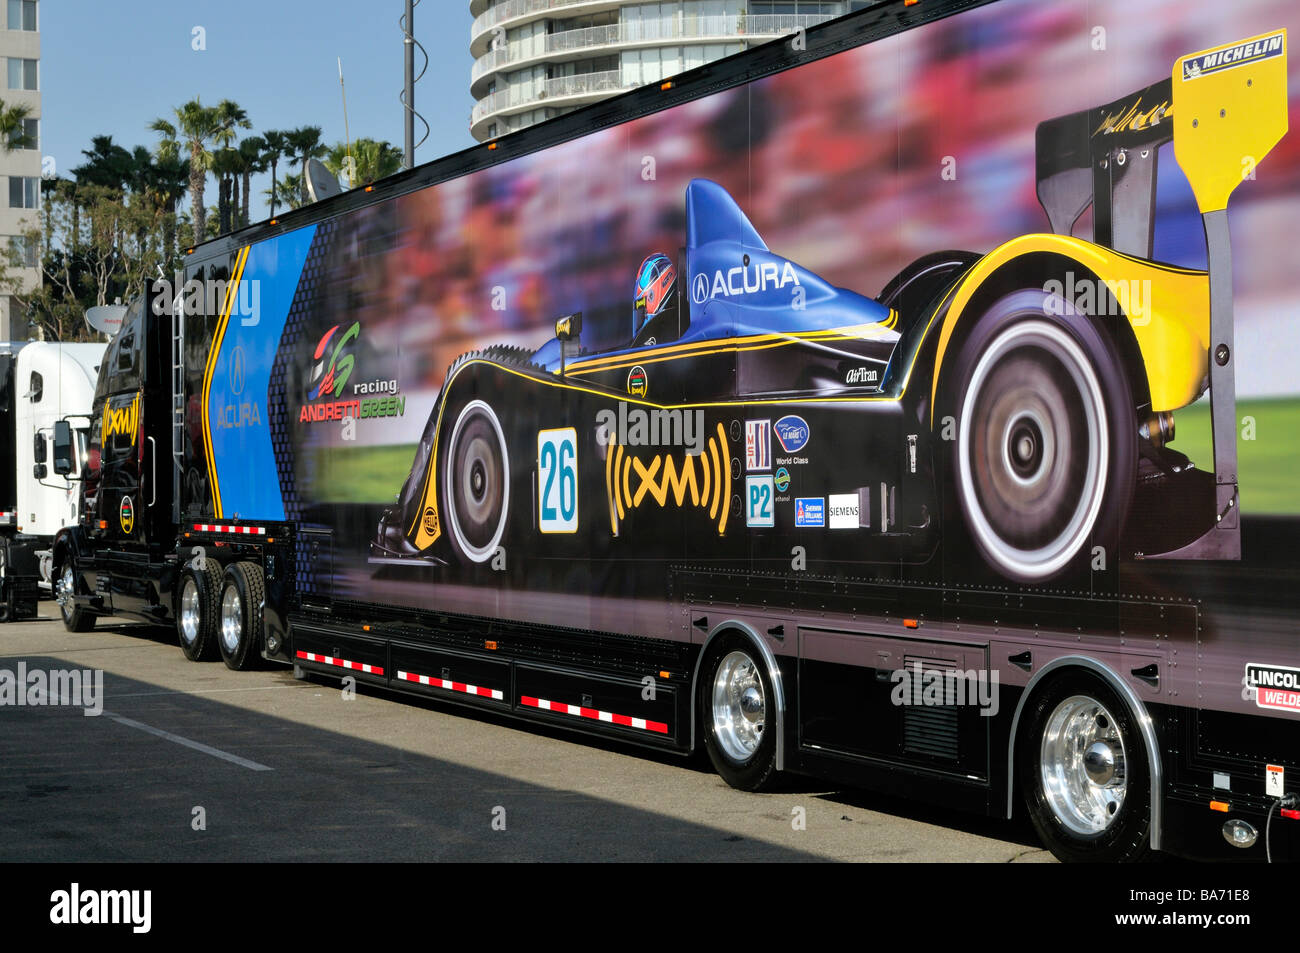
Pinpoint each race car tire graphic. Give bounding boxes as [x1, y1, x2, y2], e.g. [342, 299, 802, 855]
[55, 556, 94, 633]
[177, 560, 222, 662]
[1019, 671, 1151, 863]
[442, 398, 510, 564]
[218, 560, 264, 671]
[699, 632, 779, 792]
[949, 290, 1135, 582]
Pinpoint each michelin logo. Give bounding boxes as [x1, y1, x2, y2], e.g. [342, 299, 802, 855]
[1181, 32, 1284, 81]
[692, 262, 802, 304]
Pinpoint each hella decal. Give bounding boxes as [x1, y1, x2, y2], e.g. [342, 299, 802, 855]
[692, 261, 802, 304]
[773, 415, 810, 453]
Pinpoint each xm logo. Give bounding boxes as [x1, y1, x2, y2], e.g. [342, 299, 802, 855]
[605, 423, 731, 535]
[308, 322, 360, 400]
[102, 392, 141, 442]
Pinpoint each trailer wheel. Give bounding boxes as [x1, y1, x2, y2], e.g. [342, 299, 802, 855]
[443, 398, 510, 564]
[55, 557, 95, 632]
[947, 290, 1135, 582]
[218, 561, 264, 671]
[177, 561, 222, 661]
[699, 632, 778, 792]
[1020, 672, 1151, 863]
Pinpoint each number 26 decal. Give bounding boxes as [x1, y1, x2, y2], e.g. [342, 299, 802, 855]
[538, 428, 578, 533]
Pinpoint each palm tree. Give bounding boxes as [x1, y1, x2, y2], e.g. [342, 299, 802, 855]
[73, 135, 134, 191]
[210, 147, 241, 234]
[237, 136, 267, 227]
[0, 99, 33, 152]
[285, 126, 326, 207]
[262, 129, 290, 217]
[150, 97, 251, 242]
[324, 137, 403, 188]
[265, 172, 304, 213]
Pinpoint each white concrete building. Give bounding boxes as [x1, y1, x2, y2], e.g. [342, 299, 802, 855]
[0, 0, 40, 340]
[470, 1, 864, 142]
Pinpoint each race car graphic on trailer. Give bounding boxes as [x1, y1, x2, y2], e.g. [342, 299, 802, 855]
[370, 29, 1286, 585]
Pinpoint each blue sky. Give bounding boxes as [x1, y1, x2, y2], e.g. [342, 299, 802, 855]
[44, 0, 475, 219]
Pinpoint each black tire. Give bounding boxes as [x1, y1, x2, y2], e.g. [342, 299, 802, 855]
[217, 561, 264, 671]
[698, 632, 779, 792]
[1019, 671, 1151, 863]
[55, 556, 95, 632]
[944, 289, 1136, 583]
[441, 398, 510, 565]
[176, 559, 223, 661]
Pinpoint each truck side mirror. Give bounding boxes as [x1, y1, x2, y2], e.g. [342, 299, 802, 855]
[32, 430, 45, 463]
[52, 420, 74, 475]
[33, 463, 46, 479]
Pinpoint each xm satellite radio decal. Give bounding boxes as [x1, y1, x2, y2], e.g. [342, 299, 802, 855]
[102, 392, 141, 443]
[1181, 30, 1284, 80]
[1244, 663, 1300, 714]
[299, 321, 406, 424]
[605, 423, 731, 535]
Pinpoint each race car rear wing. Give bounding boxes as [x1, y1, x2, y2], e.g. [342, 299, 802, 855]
[1036, 29, 1288, 560]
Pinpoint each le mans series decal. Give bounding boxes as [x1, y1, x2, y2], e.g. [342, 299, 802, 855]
[204, 226, 316, 520]
[1243, 663, 1300, 715]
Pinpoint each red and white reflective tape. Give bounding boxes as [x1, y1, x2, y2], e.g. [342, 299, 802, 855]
[396, 670, 503, 701]
[520, 695, 668, 734]
[193, 523, 266, 535]
[295, 650, 383, 675]
[0, 511, 13, 521]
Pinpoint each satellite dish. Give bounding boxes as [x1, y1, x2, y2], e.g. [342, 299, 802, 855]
[305, 158, 342, 203]
[85, 304, 127, 337]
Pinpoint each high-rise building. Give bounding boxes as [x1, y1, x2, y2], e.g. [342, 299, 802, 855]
[470, 1, 864, 142]
[0, 0, 39, 340]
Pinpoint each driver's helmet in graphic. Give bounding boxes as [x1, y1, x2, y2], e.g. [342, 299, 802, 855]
[633, 253, 677, 344]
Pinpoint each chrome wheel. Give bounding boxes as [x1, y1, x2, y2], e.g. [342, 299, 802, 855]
[57, 564, 74, 618]
[220, 584, 243, 654]
[711, 650, 766, 763]
[179, 576, 201, 646]
[957, 319, 1108, 581]
[1040, 694, 1128, 836]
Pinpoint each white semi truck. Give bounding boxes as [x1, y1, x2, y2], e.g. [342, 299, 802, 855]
[0, 341, 104, 619]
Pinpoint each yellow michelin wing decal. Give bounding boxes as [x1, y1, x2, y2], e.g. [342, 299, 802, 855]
[1174, 29, 1287, 214]
[929, 234, 1210, 418]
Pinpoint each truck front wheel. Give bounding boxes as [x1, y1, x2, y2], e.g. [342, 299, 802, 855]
[55, 558, 95, 633]
[218, 561, 264, 671]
